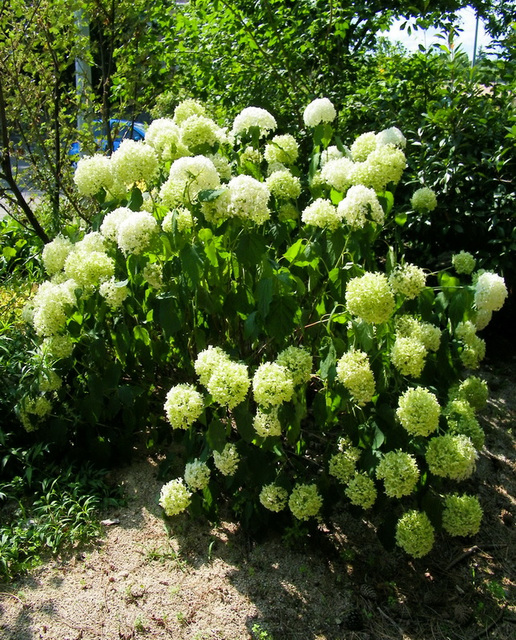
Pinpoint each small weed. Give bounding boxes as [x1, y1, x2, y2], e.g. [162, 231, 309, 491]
[251, 623, 275, 640]
[176, 611, 188, 626]
[134, 614, 147, 633]
[485, 579, 507, 601]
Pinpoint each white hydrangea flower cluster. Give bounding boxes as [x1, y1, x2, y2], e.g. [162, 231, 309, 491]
[265, 169, 301, 200]
[456, 376, 488, 411]
[180, 114, 227, 150]
[144, 118, 188, 162]
[396, 387, 440, 437]
[162, 208, 195, 234]
[142, 263, 163, 289]
[100, 207, 134, 242]
[320, 145, 345, 166]
[240, 146, 263, 166]
[390, 335, 427, 378]
[32, 280, 78, 337]
[161, 155, 221, 206]
[376, 127, 406, 149]
[455, 321, 486, 370]
[395, 316, 441, 352]
[41, 335, 74, 360]
[232, 106, 277, 138]
[320, 157, 354, 192]
[194, 346, 250, 409]
[345, 272, 395, 325]
[445, 399, 485, 450]
[253, 362, 294, 407]
[213, 443, 240, 476]
[159, 478, 191, 516]
[184, 459, 211, 491]
[301, 198, 340, 230]
[345, 472, 377, 509]
[350, 132, 377, 161]
[452, 250, 476, 275]
[173, 99, 207, 125]
[19, 396, 53, 432]
[337, 184, 384, 229]
[351, 144, 406, 192]
[275, 346, 312, 387]
[396, 510, 435, 558]
[164, 383, 204, 430]
[253, 407, 282, 438]
[336, 349, 376, 405]
[259, 484, 289, 512]
[376, 450, 420, 498]
[74, 154, 113, 196]
[288, 483, 323, 520]
[388, 264, 427, 299]
[42, 235, 74, 276]
[116, 211, 159, 255]
[410, 187, 437, 212]
[226, 175, 271, 225]
[63, 244, 115, 290]
[473, 272, 508, 313]
[99, 278, 129, 309]
[328, 439, 361, 484]
[426, 434, 477, 480]
[111, 139, 159, 187]
[39, 369, 62, 392]
[442, 493, 483, 537]
[264, 134, 299, 165]
[303, 98, 337, 127]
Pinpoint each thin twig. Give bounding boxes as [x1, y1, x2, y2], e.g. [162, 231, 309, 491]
[444, 544, 507, 572]
[469, 605, 506, 640]
[0, 591, 25, 605]
[376, 605, 405, 637]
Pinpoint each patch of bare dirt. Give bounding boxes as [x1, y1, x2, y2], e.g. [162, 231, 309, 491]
[1, 361, 515, 640]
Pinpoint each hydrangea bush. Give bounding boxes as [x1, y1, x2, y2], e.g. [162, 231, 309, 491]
[19, 98, 509, 558]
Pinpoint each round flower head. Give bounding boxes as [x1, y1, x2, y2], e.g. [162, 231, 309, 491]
[206, 360, 250, 409]
[376, 127, 406, 149]
[345, 272, 395, 325]
[303, 98, 336, 127]
[227, 175, 271, 225]
[232, 107, 277, 138]
[240, 146, 263, 166]
[460, 335, 486, 370]
[41, 335, 74, 360]
[329, 445, 361, 484]
[75, 232, 107, 255]
[426, 434, 477, 480]
[259, 484, 289, 512]
[337, 185, 384, 229]
[265, 170, 301, 200]
[455, 321, 477, 344]
[396, 510, 435, 558]
[352, 145, 406, 192]
[456, 376, 488, 411]
[159, 478, 191, 516]
[396, 317, 441, 353]
[442, 494, 483, 537]
[74, 154, 113, 196]
[345, 472, 377, 509]
[162, 208, 195, 234]
[180, 114, 226, 150]
[195, 346, 230, 387]
[336, 349, 376, 405]
[474, 272, 508, 312]
[278, 202, 299, 222]
[213, 443, 240, 476]
[275, 346, 312, 387]
[184, 459, 211, 492]
[116, 211, 159, 255]
[289, 483, 323, 520]
[111, 139, 159, 187]
[162, 155, 221, 205]
[164, 383, 204, 430]
[350, 132, 377, 162]
[390, 336, 427, 378]
[396, 387, 440, 437]
[445, 399, 485, 450]
[410, 187, 437, 212]
[100, 207, 134, 242]
[32, 280, 78, 337]
[207, 153, 232, 180]
[301, 198, 340, 230]
[376, 450, 419, 498]
[173, 99, 206, 125]
[42, 235, 74, 276]
[320, 157, 355, 192]
[475, 308, 492, 331]
[388, 264, 427, 299]
[143, 263, 163, 289]
[452, 251, 476, 275]
[39, 369, 62, 392]
[99, 278, 129, 310]
[145, 118, 189, 162]
[253, 362, 294, 407]
[264, 134, 299, 165]
[253, 406, 282, 438]
[320, 145, 346, 166]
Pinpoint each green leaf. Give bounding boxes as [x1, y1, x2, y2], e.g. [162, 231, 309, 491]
[207, 419, 227, 452]
[319, 337, 337, 382]
[198, 188, 227, 202]
[265, 296, 299, 341]
[256, 277, 273, 319]
[127, 186, 143, 211]
[180, 245, 204, 287]
[232, 403, 255, 443]
[394, 211, 407, 226]
[235, 232, 267, 266]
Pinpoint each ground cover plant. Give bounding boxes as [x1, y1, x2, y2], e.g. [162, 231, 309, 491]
[15, 96, 510, 562]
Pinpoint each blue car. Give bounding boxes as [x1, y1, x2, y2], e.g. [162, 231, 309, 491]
[69, 119, 146, 159]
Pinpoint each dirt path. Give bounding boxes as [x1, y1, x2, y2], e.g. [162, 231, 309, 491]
[1, 362, 515, 640]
